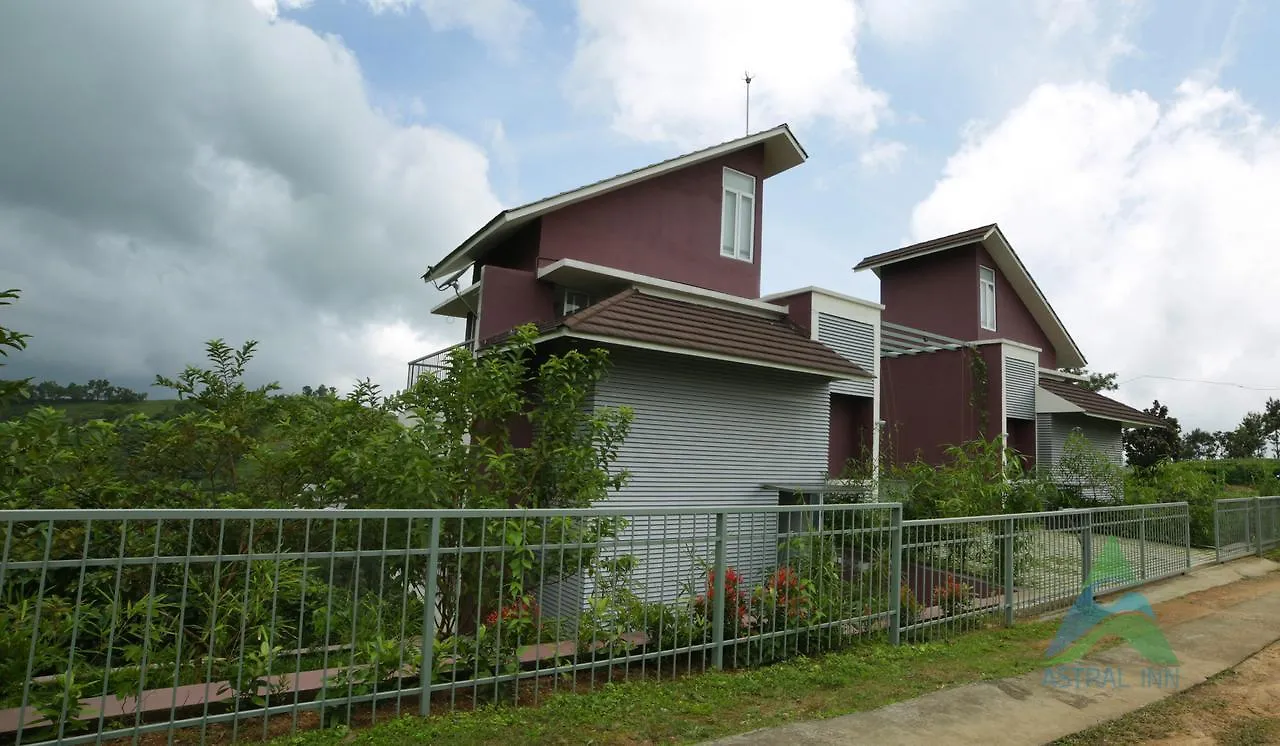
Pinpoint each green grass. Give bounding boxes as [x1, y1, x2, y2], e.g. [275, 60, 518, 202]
[268, 622, 1060, 746]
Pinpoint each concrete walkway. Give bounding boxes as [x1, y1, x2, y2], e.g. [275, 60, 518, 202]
[707, 557, 1280, 746]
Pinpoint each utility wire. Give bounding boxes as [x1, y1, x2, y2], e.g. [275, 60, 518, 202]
[1116, 374, 1280, 392]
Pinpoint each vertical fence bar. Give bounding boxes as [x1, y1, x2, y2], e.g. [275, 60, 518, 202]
[1184, 505, 1192, 570]
[419, 516, 441, 717]
[1002, 516, 1014, 627]
[1081, 510, 1093, 587]
[1215, 503, 1223, 564]
[711, 512, 727, 670]
[1256, 498, 1265, 558]
[888, 505, 902, 646]
[1138, 506, 1148, 581]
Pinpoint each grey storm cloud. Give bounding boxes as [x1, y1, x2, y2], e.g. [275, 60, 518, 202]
[0, 0, 500, 395]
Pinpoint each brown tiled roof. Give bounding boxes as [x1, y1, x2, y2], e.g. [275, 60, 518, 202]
[853, 224, 997, 272]
[1039, 377, 1169, 428]
[562, 289, 871, 378]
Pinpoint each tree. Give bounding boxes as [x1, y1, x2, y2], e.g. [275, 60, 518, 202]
[1264, 397, 1280, 458]
[1060, 367, 1118, 393]
[1122, 400, 1182, 469]
[1055, 430, 1125, 503]
[0, 289, 31, 403]
[1221, 411, 1268, 459]
[1181, 427, 1219, 460]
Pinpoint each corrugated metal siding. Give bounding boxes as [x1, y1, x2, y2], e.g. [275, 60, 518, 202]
[588, 348, 831, 604]
[1036, 413, 1055, 466]
[1037, 412, 1124, 500]
[1004, 357, 1037, 420]
[817, 313, 875, 397]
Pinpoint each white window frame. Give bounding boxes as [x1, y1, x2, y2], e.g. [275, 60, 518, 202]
[720, 167, 755, 262]
[979, 265, 997, 331]
[562, 289, 590, 317]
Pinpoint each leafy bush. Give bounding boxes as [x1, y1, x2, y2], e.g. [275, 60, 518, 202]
[1123, 461, 1224, 547]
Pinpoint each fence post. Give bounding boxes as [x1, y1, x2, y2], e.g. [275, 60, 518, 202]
[1184, 504, 1192, 571]
[1081, 510, 1093, 589]
[1002, 516, 1015, 627]
[888, 505, 902, 645]
[1214, 501, 1222, 564]
[419, 516, 441, 717]
[711, 512, 728, 669]
[1138, 506, 1148, 581]
[1257, 498, 1265, 558]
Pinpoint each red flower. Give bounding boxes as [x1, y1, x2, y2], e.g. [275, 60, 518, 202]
[484, 596, 540, 627]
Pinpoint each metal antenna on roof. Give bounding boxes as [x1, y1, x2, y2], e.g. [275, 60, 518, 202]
[743, 71, 753, 135]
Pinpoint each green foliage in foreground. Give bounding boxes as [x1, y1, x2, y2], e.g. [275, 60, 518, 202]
[271, 622, 1060, 746]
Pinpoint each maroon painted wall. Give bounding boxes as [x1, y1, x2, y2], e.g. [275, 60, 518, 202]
[472, 221, 541, 283]
[977, 344, 1004, 440]
[537, 146, 766, 297]
[1007, 418, 1036, 469]
[881, 349, 984, 466]
[828, 393, 874, 475]
[974, 245, 1054, 367]
[769, 290, 814, 335]
[878, 243, 1060, 368]
[878, 245, 979, 340]
[475, 265, 556, 343]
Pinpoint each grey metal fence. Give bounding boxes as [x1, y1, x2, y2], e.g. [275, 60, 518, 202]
[897, 503, 1191, 638]
[1215, 496, 1280, 561]
[0, 501, 1197, 745]
[0, 504, 901, 746]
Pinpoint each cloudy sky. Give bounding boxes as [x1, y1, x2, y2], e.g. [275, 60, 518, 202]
[3, 0, 1278, 432]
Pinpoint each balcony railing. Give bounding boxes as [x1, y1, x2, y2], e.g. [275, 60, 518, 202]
[406, 339, 472, 388]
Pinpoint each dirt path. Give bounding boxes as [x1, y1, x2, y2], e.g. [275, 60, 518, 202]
[1056, 641, 1280, 745]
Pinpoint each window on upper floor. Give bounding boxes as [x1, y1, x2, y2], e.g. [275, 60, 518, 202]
[560, 289, 591, 317]
[720, 168, 755, 262]
[979, 265, 997, 331]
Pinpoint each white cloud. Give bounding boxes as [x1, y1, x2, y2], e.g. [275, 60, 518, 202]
[566, 0, 887, 147]
[0, 0, 501, 396]
[249, 0, 312, 20]
[860, 140, 907, 173]
[364, 0, 533, 50]
[860, 0, 967, 44]
[863, 0, 1142, 120]
[910, 79, 1280, 432]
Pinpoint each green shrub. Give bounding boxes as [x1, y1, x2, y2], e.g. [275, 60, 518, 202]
[1124, 461, 1223, 546]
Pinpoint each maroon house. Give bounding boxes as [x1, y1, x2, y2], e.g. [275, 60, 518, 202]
[853, 224, 1165, 477]
[411, 125, 884, 601]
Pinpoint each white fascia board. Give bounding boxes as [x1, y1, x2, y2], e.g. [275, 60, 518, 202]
[982, 228, 1087, 369]
[999, 341, 1042, 365]
[1038, 367, 1089, 382]
[429, 281, 481, 317]
[425, 125, 804, 282]
[761, 286, 885, 311]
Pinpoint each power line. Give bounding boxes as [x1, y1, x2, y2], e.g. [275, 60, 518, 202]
[1117, 374, 1280, 392]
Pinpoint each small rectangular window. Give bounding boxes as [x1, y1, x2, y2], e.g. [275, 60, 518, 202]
[720, 168, 755, 262]
[979, 265, 997, 331]
[562, 290, 590, 317]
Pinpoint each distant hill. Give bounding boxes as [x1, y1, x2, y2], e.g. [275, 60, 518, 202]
[0, 398, 191, 423]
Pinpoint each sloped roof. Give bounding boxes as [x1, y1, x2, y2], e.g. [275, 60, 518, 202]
[423, 124, 808, 283]
[1038, 377, 1169, 428]
[853, 223, 1087, 369]
[558, 289, 870, 379]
